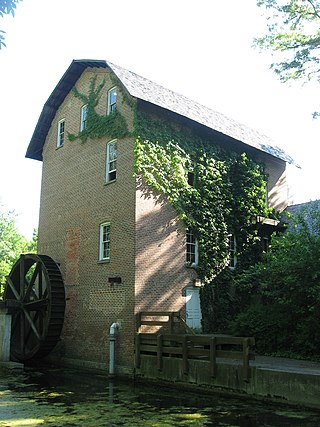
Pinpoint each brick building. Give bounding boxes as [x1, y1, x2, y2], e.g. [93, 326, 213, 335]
[26, 59, 294, 373]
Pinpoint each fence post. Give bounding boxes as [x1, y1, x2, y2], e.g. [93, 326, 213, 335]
[243, 337, 250, 381]
[209, 336, 217, 378]
[136, 312, 142, 332]
[169, 312, 174, 334]
[135, 333, 141, 368]
[157, 334, 163, 371]
[182, 335, 189, 375]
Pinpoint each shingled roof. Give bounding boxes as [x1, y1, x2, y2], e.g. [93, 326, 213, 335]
[26, 59, 296, 165]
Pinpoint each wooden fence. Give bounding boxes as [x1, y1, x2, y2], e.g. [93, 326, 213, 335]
[136, 310, 197, 335]
[135, 333, 255, 381]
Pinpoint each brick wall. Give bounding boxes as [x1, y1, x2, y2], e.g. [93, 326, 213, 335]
[38, 68, 136, 370]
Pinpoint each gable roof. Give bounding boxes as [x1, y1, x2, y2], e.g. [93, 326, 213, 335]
[26, 59, 296, 165]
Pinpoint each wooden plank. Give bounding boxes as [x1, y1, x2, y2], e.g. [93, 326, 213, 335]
[140, 320, 170, 326]
[140, 311, 180, 317]
[139, 344, 159, 353]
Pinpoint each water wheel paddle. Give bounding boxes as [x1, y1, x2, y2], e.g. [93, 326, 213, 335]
[4, 254, 65, 362]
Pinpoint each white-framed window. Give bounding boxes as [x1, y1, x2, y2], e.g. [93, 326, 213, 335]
[107, 87, 117, 114]
[186, 228, 199, 267]
[57, 119, 65, 148]
[228, 233, 237, 269]
[99, 222, 111, 261]
[106, 140, 117, 182]
[80, 104, 88, 131]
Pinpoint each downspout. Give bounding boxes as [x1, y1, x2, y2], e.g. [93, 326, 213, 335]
[109, 322, 119, 378]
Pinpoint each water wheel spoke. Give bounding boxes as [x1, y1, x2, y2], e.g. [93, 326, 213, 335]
[5, 276, 21, 301]
[24, 311, 42, 345]
[24, 298, 49, 311]
[24, 262, 42, 301]
[22, 308, 41, 340]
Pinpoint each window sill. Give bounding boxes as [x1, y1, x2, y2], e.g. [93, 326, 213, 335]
[98, 259, 110, 264]
[105, 179, 116, 186]
[185, 262, 198, 269]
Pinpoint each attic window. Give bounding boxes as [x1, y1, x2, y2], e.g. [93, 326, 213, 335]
[80, 105, 88, 131]
[107, 87, 117, 114]
[57, 119, 65, 148]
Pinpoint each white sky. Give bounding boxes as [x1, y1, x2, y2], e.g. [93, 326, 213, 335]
[0, 0, 320, 239]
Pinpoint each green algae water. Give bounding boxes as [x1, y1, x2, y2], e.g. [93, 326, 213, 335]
[0, 366, 319, 427]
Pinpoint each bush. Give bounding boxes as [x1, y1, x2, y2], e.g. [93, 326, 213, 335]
[232, 201, 320, 359]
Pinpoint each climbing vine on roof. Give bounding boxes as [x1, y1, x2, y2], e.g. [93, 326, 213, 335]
[135, 112, 275, 283]
[68, 75, 130, 143]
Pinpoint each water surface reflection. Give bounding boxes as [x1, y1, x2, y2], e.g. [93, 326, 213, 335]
[0, 366, 319, 426]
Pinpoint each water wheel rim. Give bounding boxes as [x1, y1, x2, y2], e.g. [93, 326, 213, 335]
[4, 254, 65, 362]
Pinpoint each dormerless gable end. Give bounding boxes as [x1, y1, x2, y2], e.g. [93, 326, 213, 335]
[26, 59, 297, 166]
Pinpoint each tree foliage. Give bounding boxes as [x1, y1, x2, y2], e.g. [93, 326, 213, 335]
[231, 200, 320, 359]
[0, 0, 21, 49]
[255, 0, 320, 84]
[0, 206, 37, 296]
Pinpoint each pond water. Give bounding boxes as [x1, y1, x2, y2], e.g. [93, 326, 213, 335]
[0, 365, 319, 426]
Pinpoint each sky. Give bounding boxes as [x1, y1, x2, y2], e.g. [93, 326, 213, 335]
[1, 0, 320, 239]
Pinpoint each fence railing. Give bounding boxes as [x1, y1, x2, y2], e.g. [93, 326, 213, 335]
[135, 333, 255, 381]
[136, 311, 194, 334]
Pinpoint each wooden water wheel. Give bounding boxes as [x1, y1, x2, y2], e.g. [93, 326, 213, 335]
[4, 254, 65, 362]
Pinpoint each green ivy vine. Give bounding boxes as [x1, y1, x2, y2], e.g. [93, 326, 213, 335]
[68, 75, 130, 143]
[134, 112, 274, 283]
[67, 71, 279, 332]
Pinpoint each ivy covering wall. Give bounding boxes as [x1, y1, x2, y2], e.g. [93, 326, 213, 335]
[69, 73, 278, 333]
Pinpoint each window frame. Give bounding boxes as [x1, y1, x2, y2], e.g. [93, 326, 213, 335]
[99, 222, 111, 261]
[106, 139, 117, 183]
[57, 119, 65, 148]
[186, 228, 199, 267]
[228, 233, 237, 269]
[107, 86, 117, 115]
[80, 104, 88, 131]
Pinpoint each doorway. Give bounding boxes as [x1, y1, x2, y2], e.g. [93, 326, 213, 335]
[186, 287, 202, 330]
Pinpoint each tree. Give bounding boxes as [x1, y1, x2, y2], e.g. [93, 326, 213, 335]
[0, 206, 37, 297]
[232, 201, 320, 359]
[0, 0, 21, 49]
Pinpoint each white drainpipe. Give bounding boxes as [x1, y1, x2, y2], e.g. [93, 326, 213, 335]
[109, 322, 119, 377]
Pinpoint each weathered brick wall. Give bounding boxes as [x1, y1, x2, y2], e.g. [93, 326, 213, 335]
[38, 68, 136, 370]
[134, 181, 197, 320]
